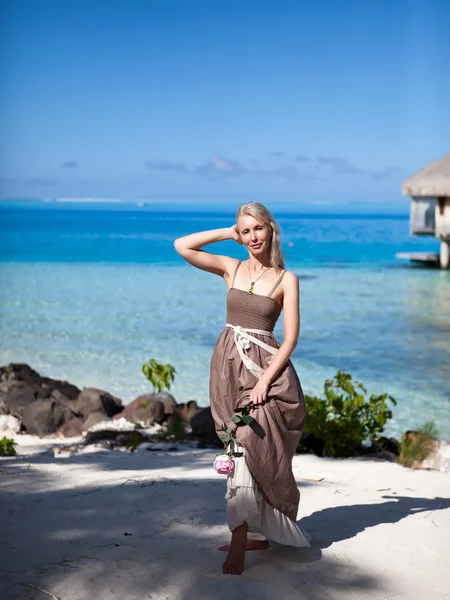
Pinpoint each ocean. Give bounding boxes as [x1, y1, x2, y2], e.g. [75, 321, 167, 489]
[1, 200, 449, 439]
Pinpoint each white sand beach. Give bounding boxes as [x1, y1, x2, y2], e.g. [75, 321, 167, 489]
[1, 435, 449, 600]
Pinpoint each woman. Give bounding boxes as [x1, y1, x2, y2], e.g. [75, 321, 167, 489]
[174, 202, 309, 575]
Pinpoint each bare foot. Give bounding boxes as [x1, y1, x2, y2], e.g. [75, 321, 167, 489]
[222, 525, 247, 575]
[218, 539, 269, 552]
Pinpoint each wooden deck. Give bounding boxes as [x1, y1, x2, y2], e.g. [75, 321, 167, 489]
[396, 252, 440, 265]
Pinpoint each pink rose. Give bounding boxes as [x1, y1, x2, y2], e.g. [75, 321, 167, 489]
[213, 454, 234, 475]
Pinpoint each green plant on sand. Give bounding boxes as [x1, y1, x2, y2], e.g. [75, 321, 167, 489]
[398, 420, 439, 468]
[298, 370, 397, 457]
[124, 431, 142, 453]
[154, 415, 187, 442]
[142, 358, 176, 395]
[0, 436, 17, 456]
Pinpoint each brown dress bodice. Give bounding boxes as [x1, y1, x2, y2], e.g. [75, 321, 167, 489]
[226, 288, 282, 332]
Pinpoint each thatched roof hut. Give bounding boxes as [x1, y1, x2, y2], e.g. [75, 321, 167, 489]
[400, 153, 450, 269]
[402, 153, 450, 197]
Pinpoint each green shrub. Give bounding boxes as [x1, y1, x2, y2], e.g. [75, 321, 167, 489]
[298, 371, 396, 457]
[154, 415, 186, 442]
[0, 436, 17, 456]
[124, 431, 142, 452]
[142, 358, 176, 395]
[399, 421, 439, 468]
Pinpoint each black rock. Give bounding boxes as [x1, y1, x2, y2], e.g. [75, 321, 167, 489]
[0, 381, 37, 415]
[21, 398, 78, 437]
[0, 363, 81, 400]
[190, 407, 221, 447]
[70, 388, 123, 419]
[120, 394, 165, 425]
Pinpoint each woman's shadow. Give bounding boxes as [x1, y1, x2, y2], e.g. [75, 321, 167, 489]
[297, 494, 450, 549]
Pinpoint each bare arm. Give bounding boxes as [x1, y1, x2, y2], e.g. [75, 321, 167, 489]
[249, 271, 300, 406]
[174, 226, 240, 279]
[262, 271, 299, 385]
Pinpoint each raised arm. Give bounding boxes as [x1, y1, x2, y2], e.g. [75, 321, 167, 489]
[174, 225, 240, 279]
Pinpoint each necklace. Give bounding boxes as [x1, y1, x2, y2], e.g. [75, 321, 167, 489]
[247, 261, 269, 294]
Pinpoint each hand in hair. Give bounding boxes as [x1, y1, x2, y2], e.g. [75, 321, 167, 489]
[230, 224, 243, 245]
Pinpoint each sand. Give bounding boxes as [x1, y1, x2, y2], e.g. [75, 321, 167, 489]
[1, 434, 449, 600]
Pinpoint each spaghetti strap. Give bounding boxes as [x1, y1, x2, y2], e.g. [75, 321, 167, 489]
[268, 269, 287, 298]
[230, 260, 242, 288]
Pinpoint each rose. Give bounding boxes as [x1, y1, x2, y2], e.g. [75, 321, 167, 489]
[213, 454, 235, 475]
[214, 406, 258, 473]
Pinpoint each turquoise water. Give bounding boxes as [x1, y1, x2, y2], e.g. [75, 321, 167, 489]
[0, 201, 449, 439]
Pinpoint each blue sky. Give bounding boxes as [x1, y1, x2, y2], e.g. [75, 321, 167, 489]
[1, 0, 449, 204]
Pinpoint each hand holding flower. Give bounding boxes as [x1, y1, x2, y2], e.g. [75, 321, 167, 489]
[213, 405, 258, 473]
[249, 378, 269, 410]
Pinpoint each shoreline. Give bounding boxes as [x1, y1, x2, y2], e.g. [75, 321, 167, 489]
[1, 352, 449, 440]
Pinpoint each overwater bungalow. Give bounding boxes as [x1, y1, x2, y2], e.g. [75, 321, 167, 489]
[397, 153, 450, 269]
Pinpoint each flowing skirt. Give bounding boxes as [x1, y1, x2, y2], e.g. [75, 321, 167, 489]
[226, 444, 311, 547]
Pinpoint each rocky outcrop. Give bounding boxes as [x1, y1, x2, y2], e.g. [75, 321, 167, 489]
[82, 411, 111, 431]
[0, 380, 38, 415]
[360, 437, 400, 462]
[70, 388, 123, 419]
[57, 418, 84, 438]
[0, 363, 222, 448]
[175, 400, 202, 424]
[155, 391, 177, 416]
[21, 398, 78, 437]
[0, 363, 81, 401]
[190, 407, 221, 447]
[120, 394, 165, 426]
[0, 363, 121, 437]
[0, 364, 81, 430]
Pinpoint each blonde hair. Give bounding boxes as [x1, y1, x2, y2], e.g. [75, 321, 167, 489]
[236, 202, 285, 272]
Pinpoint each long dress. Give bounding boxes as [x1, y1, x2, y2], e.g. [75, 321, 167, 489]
[209, 262, 310, 547]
